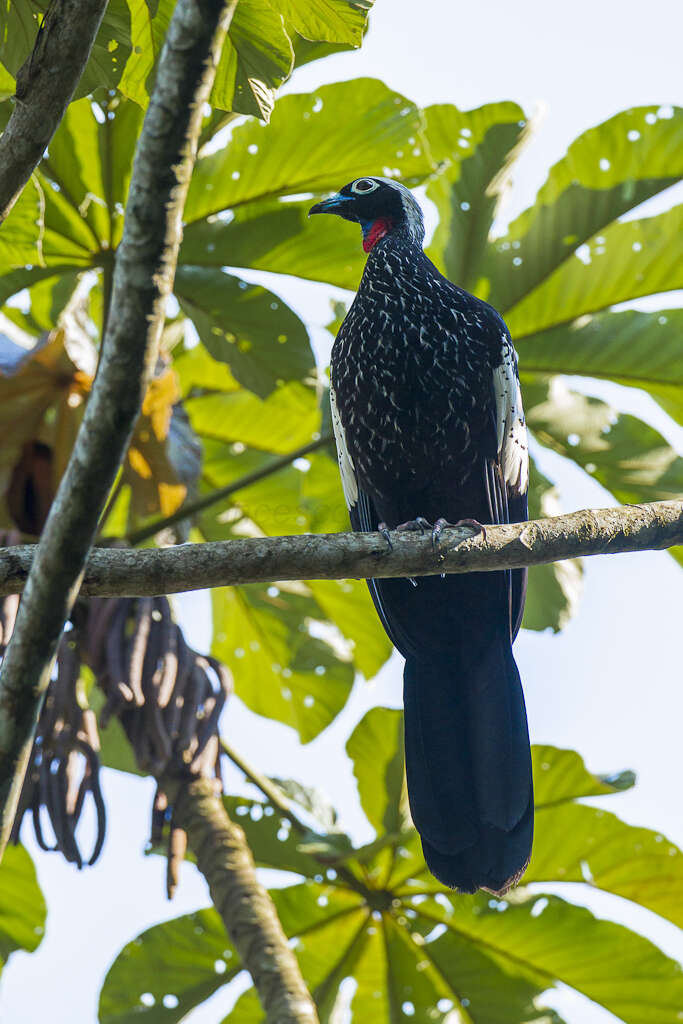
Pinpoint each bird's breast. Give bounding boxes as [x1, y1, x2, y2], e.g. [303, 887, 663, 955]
[331, 301, 494, 503]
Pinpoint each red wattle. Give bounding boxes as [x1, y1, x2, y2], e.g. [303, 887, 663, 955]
[363, 217, 393, 252]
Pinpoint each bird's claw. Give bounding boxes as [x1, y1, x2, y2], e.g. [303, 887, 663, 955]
[432, 517, 486, 555]
[378, 516, 433, 553]
[377, 522, 393, 552]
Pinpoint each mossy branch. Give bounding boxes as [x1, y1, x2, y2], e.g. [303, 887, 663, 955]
[0, 500, 680, 598]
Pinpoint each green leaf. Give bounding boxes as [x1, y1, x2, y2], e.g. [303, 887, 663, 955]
[212, 0, 294, 121]
[408, 891, 683, 1024]
[0, 95, 142, 306]
[517, 308, 683, 423]
[424, 101, 528, 291]
[346, 707, 410, 838]
[0, 1, 38, 78]
[120, 0, 294, 121]
[0, 1, 132, 98]
[522, 459, 583, 633]
[185, 381, 321, 452]
[1, 272, 81, 336]
[181, 195, 366, 291]
[98, 908, 239, 1023]
[525, 378, 683, 506]
[530, 803, 683, 929]
[119, 731, 683, 1024]
[199, 443, 344, 541]
[532, 744, 634, 806]
[175, 267, 315, 397]
[280, 0, 372, 45]
[506, 206, 683, 339]
[184, 78, 432, 223]
[308, 579, 392, 679]
[211, 584, 354, 742]
[481, 104, 683, 313]
[0, 176, 45, 272]
[225, 795, 348, 878]
[0, 844, 46, 970]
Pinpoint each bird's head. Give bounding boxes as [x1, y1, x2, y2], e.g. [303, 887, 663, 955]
[309, 177, 424, 253]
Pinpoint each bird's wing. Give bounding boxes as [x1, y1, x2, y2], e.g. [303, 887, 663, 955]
[492, 332, 529, 500]
[486, 330, 529, 640]
[330, 380, 414, 652]
[330, 380, 358, 510]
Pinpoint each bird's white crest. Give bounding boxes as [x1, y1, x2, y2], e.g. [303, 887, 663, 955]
[493, 336, 528, 494]
[329, 381, 358, 508]
[374, 177, 425, 243]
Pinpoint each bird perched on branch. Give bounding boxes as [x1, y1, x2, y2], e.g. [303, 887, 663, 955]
[310, 177, 532, 894]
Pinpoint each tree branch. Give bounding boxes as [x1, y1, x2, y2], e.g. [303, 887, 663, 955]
[0, 0, 109, 222]
[162, 775, 319, 1024]
[0, 0, 237, 856]
[0, 501, 680, 598]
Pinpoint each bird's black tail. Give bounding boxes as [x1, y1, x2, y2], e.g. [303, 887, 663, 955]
[403, 634, 533, 894]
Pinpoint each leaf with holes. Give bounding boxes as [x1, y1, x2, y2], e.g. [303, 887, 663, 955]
[516, 308, 683, 425]
[98, 908, 240, 1023]
[175, 267, 315, 398]
[424, 100, 528, 292]
[477, 104, 683, 315]
[183, 78, 432, 224]
[211, 584, 354, 742]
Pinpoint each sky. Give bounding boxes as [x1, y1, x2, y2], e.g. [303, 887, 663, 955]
[1, 1, 682, 1022]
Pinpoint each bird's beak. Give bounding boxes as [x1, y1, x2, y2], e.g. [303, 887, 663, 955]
[308, 193, 352, 217]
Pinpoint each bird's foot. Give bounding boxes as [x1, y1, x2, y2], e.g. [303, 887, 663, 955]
[395, 516, 433, 534]
[378, 516, 433, 553]
[432, 517, 487, 553]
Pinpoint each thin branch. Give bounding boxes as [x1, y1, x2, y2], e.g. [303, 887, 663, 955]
[221, 738, 313, 837]
[0, 0, 109, 222]
[0, 0, 237, 856]
[0, 500, 679, 599]
[221, 738, 374, 900]
[126, 433, 334, 547]
[162, 775, 319, 1024]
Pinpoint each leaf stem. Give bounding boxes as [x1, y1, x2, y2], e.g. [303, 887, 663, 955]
[221, 737, 311, 837]
[221, 738, 373, 899]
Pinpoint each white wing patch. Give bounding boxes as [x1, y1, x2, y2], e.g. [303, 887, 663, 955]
[493, 335, 529, 495]
[330, 381, 358, 509]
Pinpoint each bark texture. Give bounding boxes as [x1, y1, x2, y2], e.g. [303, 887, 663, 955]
[0, 0, 237, 855]
[0, 500, 680, 598]
[164, 775, 319, 1024]
[0, 0, 108, 222]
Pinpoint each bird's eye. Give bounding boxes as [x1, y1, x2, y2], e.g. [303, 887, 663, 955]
[351, 178, 379, 194]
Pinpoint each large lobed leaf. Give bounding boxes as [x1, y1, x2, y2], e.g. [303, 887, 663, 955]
[99, 712, 683, 1024]
[0, 0, 374, 122]
[478, 104, 683, 315]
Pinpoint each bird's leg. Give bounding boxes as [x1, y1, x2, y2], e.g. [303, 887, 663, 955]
[432, 517, 487, 552]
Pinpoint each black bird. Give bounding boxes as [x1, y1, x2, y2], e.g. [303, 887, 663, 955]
[310, 177, 532, 894]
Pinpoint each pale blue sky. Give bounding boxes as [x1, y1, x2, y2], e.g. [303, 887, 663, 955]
[2, 2, 682, 1022]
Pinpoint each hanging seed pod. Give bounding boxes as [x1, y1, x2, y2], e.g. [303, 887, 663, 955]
[6, 544, 232, 893]
[82, 593, 232, 894]
[10, 622, 107, 868]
